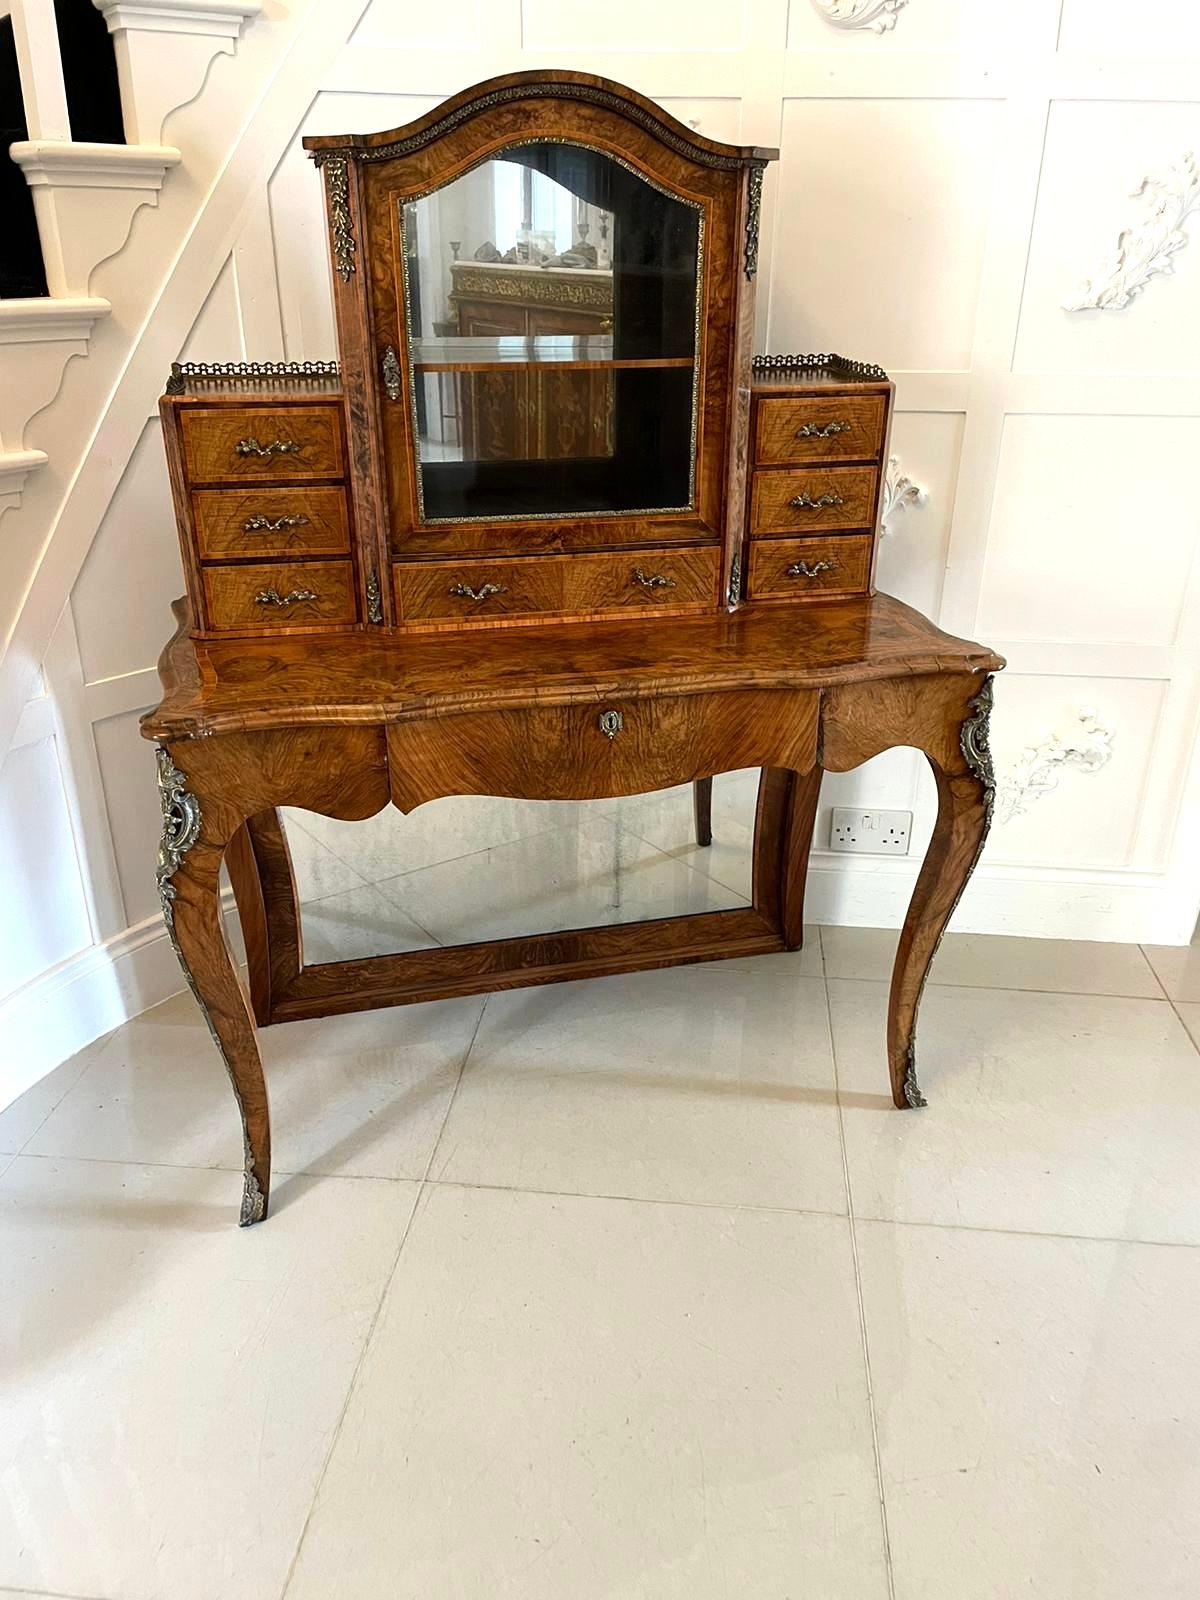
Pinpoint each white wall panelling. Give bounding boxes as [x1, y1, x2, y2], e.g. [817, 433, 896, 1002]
[3, 0, 1200, 1108]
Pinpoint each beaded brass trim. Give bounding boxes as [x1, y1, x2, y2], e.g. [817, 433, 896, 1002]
[164, 360, 339, 395]
[751, 352, 889, 381]
[309, 83, 755, 171]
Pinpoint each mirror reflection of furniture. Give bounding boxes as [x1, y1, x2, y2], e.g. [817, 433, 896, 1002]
[448, 261, 615, 461]
[403, 143, 695, 517]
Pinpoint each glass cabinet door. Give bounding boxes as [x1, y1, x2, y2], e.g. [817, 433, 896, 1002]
[400, 142, 702, 523]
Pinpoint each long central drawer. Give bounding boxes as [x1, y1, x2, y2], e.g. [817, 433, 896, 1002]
[395, 546, 720, 624]
[388, 688, 820, 809]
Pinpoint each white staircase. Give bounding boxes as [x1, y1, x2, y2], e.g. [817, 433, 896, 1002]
[0, 0, 259, 514]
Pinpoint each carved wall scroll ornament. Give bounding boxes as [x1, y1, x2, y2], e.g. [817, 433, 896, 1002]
[880, 454, 926, 537]
[996, 707, 1114, 825]
[324, 157, 357, 281]
[1064, 151, 1200, 312]
[811, 0, 909, 33]
[154, 749, 266, 1228]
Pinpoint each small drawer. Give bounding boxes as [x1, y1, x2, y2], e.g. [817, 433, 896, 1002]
[564, 548, 718, 614]
[202, 560, 357, 631]
[754, 393, 886, 466]
[181, 405, 345, 485]
[747, 535, 873, 601]
[396, 546, 719, 624]
[193, 487, 351, 560]
[749, 465, 878, 534]
[388, 688, 819, 810]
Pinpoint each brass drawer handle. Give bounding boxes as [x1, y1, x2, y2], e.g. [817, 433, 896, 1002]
[796, 420, 852, 439]
[242, 513, 310, 532]
[786, 560, 838, 579]
[631, 566, 676, 591]
[254, 587, 318, 607]
[789, 492, 844, 510]
[598, 709, 623, 739]
[236, 438, 302, 457]
[449, 581, 506, 602]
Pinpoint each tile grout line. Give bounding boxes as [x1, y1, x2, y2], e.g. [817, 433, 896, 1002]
[10, 1149, 1200, 1252]
[821, 924, 898, 1600]
[275, 990, 492, 1600]
[0, 1586, 108, 1600]
[6, 1035, 118, 1164]
[825, 969, 1174, 1002]
[1138, 941, 1200, 1058]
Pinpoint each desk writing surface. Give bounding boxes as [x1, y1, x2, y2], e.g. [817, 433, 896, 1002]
[144, 590, 1002, 742]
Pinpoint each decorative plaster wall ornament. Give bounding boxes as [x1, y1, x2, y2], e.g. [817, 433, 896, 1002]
[810, 0, 909, 33]
[880, 454, 926, 536]
[996, 707, 1114, 825]
[1063, 151, 1200, 312]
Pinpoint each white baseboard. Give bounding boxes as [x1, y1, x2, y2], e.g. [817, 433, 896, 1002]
[0, 898, 242, 1115]
[1, 862, 1193, 1117]
[804, 854, 1197, 944]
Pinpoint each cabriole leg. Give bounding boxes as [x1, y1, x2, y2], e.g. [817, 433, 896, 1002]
[887, 678, 995, 1109]
[156, 747, 271, 1225]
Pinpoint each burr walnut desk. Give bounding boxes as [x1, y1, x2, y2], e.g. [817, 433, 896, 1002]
[141, 71, 1003, 1226]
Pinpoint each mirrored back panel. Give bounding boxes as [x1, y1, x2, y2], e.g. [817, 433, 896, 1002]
[401, 142, 702, 523]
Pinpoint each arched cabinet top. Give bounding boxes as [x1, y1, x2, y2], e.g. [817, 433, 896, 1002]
[302, 69, 777, 172]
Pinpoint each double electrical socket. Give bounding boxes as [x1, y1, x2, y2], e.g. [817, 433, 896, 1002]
[829, 807, 913, 855]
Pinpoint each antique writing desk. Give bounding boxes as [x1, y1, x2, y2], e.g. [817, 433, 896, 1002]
[141, 72, 1003, 1226]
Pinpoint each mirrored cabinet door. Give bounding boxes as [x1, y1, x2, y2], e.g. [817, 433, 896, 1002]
[399, 142, 702, 523]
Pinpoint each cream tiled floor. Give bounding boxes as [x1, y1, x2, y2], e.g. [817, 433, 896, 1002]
[2, 786, 1199, 1599]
